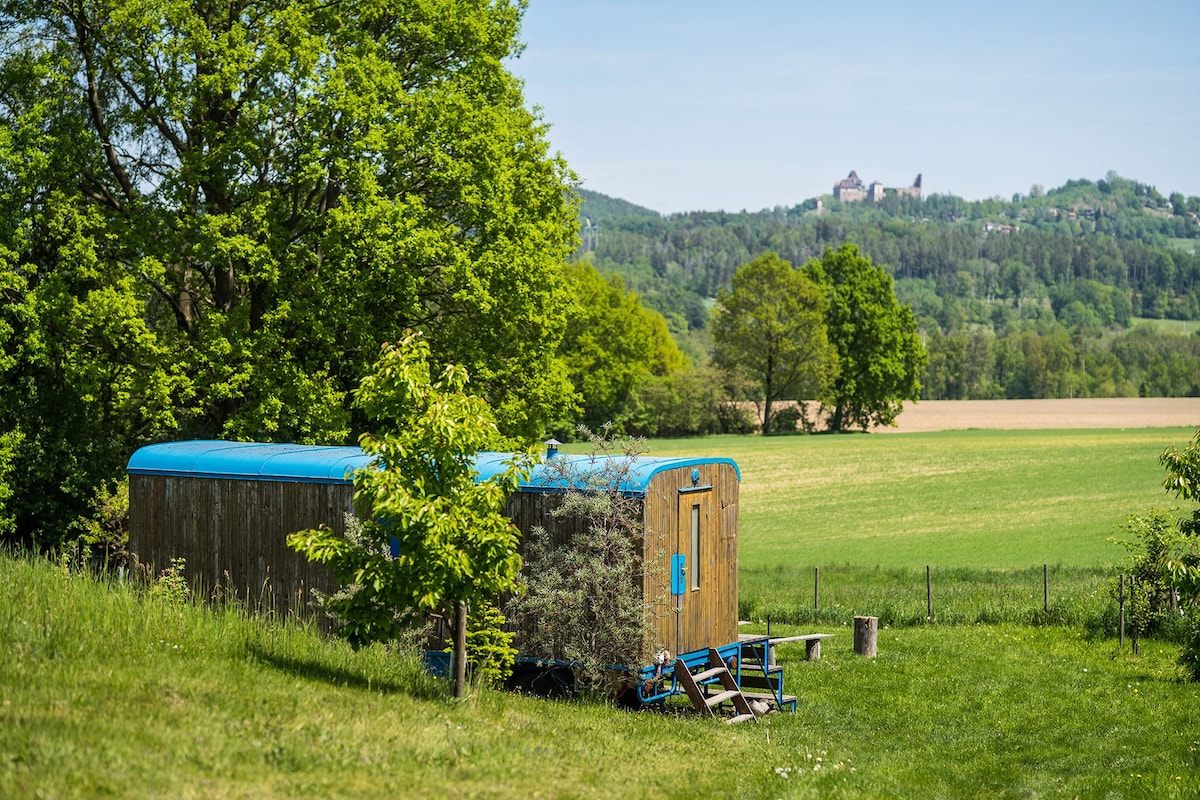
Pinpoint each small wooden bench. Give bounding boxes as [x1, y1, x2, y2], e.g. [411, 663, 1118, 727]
[740, 631, 834, 662]
[769, 633, 834, 662]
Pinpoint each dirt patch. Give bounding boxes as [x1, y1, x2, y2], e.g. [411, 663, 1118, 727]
[872, 398, 1200, 434]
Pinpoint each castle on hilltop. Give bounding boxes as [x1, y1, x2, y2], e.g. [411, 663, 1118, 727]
[833, 171, 922, 202]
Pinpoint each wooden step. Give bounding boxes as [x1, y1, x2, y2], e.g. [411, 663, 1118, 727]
[673, 649, 763, 722]
[739, 673, 782, 692]
[691, 666, 727, 683]
[742, 692, 796, 707]
[704, 689, 740, 708]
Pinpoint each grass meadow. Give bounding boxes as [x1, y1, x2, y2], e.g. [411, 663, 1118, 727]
[640, 427, 1197, 628]
[4, 425, 1200, 798]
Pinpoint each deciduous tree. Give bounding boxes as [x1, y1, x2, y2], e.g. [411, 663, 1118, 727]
[288, 333, 528, 694]
[711, 253, 836, 434]
[0, 0, 576, 546]
[558, 261, 687, 435]
[804, 244, 927, 432]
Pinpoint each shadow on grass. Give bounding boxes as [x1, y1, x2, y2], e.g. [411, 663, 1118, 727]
[246, 643, 448, 701]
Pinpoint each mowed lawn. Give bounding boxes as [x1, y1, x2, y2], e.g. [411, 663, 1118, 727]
[641, 427, 1196, 570]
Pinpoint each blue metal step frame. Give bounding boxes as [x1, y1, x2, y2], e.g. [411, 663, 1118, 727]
[426, 636, 797, 713]
[635, 636, 796, 712]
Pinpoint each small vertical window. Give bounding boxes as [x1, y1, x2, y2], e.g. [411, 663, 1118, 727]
[690, 503, 700, 590]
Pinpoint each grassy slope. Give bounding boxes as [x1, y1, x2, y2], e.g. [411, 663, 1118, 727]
[6, 427, 1200, 798]
[3, 556, 1198, 799]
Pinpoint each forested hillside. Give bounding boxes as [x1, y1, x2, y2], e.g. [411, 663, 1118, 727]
[577, 173, 1200, 402]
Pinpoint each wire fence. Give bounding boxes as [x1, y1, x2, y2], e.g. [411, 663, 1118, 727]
[737, 564, 1127, 633]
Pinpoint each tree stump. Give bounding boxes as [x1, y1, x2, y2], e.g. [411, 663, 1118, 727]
[854, 615, 878, 657]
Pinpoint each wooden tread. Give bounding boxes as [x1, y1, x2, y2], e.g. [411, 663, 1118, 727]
[739, 673, 782, 692]
[691, 666, 727, 683]
[705, 689, 740, 707]
[743, 692, 796, 707]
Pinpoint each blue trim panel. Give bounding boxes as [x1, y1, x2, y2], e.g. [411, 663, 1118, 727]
[670, 554, 687, 596]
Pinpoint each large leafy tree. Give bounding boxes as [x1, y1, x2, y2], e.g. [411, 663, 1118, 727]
[711, 252, 836, 434]
[804, 244, 927, 432]
[0, 0, 576, 546]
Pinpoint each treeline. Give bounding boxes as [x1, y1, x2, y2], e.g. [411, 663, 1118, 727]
[585, 194, 1200, 323]
[922, 324, 1200, 401]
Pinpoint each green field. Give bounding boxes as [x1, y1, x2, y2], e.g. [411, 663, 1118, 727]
[1130, 315, 1200, 335]
[643, 428, 1190, 568]
[1167, 237, 1198, 255]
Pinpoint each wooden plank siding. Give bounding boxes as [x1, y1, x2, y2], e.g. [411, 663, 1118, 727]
[129, 474, 349, 619]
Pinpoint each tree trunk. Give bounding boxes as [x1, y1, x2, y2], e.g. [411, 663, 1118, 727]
[454, 601, 468, 698]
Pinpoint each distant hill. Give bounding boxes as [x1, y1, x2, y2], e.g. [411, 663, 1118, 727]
[577, 188, 660, 224]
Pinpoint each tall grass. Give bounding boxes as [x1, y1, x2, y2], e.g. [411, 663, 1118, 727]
[739, 563, 1115, 630]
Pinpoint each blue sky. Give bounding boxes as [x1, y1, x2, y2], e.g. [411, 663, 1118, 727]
[510, 1, 1200, 214]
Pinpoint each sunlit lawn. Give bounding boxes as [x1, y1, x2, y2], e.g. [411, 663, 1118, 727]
[3, 554, 1198, 799]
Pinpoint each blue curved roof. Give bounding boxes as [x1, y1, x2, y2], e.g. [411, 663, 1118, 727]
[472, 452, 740, 495]
[127, 441, 371, 483]
[127, 441, 740, 495]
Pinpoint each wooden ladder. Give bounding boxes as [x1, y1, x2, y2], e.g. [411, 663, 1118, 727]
[673, 648, 758, 724]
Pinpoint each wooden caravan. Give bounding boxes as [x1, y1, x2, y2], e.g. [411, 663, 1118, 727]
[128, 441, 740, 657]
[128, 441, 791, 713]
